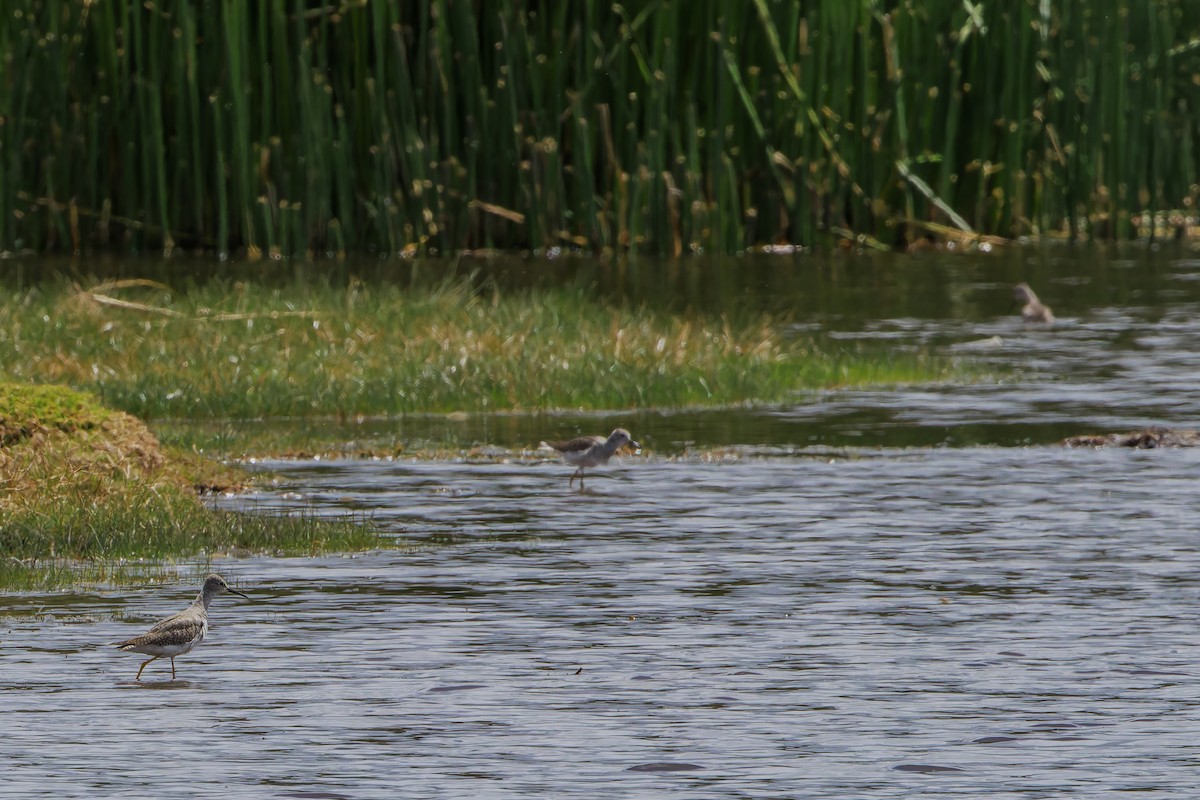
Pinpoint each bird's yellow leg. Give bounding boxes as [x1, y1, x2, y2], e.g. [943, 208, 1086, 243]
[135, 655, 160, 681]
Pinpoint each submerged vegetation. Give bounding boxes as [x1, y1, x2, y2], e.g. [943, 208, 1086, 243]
[0, 276, 968, 422]
[0, 382, 385, 591]
[3, 1, 1199, 257]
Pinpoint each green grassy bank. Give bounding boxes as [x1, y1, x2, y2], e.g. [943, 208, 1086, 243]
[0, 276, 969, 425]
[0, 383, 385, 591]
[0, 270, 979, 589]
[3, 1, 1198, 257]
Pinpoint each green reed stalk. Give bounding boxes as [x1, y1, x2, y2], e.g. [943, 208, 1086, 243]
[2, 0, 1199, 256]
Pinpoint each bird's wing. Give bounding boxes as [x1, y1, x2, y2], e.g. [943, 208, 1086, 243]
[116, 612, 202, 649]
[545, 435, 604, 453]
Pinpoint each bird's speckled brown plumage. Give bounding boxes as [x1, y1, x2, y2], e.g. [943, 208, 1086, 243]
[115, 574, 248, 681]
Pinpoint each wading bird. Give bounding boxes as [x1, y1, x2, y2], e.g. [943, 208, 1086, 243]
[115, 574, 249, 681]
[1013, 282, 1054, 324]
[541, 428, 640, 490]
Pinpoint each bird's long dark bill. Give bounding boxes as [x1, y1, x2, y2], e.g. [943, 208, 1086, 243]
[228, 588, 250, 599]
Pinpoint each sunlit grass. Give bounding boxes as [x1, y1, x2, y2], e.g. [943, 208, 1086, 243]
[0, 381, 388, 591]
[0, 272, 981, 589]
[0, 493, 384, 592]
[0, 277, 972, 420]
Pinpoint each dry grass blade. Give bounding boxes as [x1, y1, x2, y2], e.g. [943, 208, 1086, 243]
[87, 279, 173, 294]
[201, 310, 323, 322]
[84, 294, 185, 317]
[469, 201, 527, 225]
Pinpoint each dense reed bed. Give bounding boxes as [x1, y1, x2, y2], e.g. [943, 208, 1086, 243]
[0, 277, 966, 420]
[3, 1, 1198, 257]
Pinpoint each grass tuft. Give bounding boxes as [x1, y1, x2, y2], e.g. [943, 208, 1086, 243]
[0, 381, 388, 591]
[0, 276, 974, 419]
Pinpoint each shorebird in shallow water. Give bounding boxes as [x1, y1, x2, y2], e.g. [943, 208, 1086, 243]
[540, 428, 640, 490]
[1013, 282, 1054, 324]
[115, 574, 249, 681]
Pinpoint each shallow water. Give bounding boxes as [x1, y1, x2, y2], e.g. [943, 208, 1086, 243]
[5, 248, 1200, 797]
[6, 449, 1200, 797]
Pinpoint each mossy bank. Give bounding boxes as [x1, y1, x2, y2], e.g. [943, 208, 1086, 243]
[0, 383, 384, 591]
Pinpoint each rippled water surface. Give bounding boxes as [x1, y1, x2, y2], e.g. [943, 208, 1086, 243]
[5, 250, 1200, 798]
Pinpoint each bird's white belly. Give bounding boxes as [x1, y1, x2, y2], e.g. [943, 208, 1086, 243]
[143, 620, 207, 657]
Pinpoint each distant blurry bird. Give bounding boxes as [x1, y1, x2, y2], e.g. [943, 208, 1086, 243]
[115, 574, 249, 681]
[540, 428, 640, 490]
[1013, 282, 1054, 324]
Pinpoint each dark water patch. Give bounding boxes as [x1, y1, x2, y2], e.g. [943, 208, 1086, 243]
[626, 762, 707, 773]
[13, 246, 1200, 322]
[894, 764, 966, 774]
[119, 679, 199, 690]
